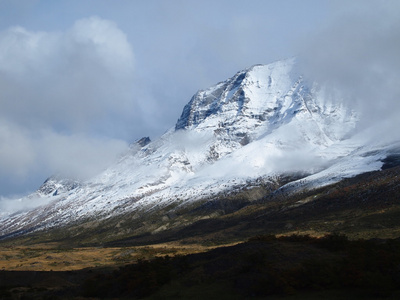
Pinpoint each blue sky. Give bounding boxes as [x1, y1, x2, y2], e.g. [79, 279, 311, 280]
[0, 0, 399, 199]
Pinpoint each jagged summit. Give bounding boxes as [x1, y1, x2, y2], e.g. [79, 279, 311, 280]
[37, 175, 80, 197]
[175, 59, 299, 132]
[0, 58, 390, 239]
[135, 136, 151, 147]
[174, 58, 349, 149]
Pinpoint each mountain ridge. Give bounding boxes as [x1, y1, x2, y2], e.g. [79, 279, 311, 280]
[0, 58, 394, 241]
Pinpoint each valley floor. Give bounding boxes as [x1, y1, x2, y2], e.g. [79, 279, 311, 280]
[1, 235, 400, 299]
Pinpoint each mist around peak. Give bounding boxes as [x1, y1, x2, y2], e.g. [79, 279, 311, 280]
[298, 1, 400, 147]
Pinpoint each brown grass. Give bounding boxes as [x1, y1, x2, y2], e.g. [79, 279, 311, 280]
[0, 241, 240, 271]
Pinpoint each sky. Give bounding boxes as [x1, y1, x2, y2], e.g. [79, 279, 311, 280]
[0, 0, 399, 199]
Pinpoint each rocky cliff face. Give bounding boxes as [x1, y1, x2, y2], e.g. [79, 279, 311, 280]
[176, 60, 305, 138]
[37, 176, 81, 197]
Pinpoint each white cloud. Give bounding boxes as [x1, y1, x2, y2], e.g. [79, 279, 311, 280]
[0, 195, 55, 215]
[69, 17, 134, 73]
[0, 120, 128, 200]
[37, 130, 128, 180]
[299, 1, 400, 141]
[0, 16, 134, 196]
[0, 120, 35, 178]
[0, 16, 134, 132]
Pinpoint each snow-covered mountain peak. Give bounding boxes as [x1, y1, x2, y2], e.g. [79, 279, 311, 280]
[1, 58, 383, 239]
[175, 58, 298, 134]
[37, 175, 81, 197]
[174, 57, 352, 150]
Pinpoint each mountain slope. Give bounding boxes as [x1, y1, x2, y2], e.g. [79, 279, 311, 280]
[0, 58, 394, 240]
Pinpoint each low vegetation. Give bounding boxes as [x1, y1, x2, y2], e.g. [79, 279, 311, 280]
[1, 234, 400, 299]
[0, 242, 223, 271]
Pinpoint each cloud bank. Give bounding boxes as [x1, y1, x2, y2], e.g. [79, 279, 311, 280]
[299, 1, 400, 144]
[0, 16, 134, 196]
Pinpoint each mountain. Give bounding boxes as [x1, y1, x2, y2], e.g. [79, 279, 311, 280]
[0, 58, 397, 242]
